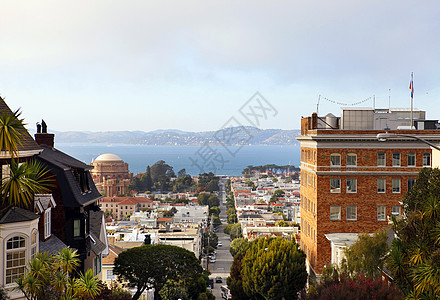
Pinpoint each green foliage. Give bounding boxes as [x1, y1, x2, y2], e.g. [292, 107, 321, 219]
[306, 265, 403, 300]
[209, 206, 220, 217]
[95, 281, 131, 300]
[343, 230, 388, 278]
[0, 108, 25, 156]
[197, 173, 219, 192]
[203, 232, 218, 253]
[224, 223, 242, 239]
[17, 248, 101, 300]
[151, 160, 175, 191]
[241, 237, 307, 300]
[1, 158, 53, 208]
[159, 279, 188, 300]
[114, 244, 204, 300]
[173, 174, 193, 192]
[197, 193, 219, 208]
[227, 214, 238, 224]
[229, 238, 250, 257]
[227, 251, 250, 300]
[387, 168, 440, 297]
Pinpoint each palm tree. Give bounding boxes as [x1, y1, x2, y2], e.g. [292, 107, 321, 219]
[75, 269, 101, 299]
[0, 108, 53, 208]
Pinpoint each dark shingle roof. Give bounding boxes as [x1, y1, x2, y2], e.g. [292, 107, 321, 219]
[39, 235, 68, 256]
[0, 98, 41, 153]
[37, 145, 102, 207]
[0, 207, 39, 224]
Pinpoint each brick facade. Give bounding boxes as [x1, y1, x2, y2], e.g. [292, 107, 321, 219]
[297, 122, 440, 276]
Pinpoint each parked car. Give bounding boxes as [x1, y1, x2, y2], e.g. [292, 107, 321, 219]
[210, 258, 216, 263]
[218, 241, 223, 247]
[216, 276, 223, 283]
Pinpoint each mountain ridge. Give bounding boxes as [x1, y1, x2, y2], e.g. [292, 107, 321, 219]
[29, 127, 301, 146]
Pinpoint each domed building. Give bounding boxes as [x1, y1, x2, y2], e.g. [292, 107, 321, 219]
[90, 153, 133, 197]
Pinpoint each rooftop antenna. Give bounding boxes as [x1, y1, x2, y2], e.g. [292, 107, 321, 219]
[316, 95, 321, 115]
[388, 89, 391, 111]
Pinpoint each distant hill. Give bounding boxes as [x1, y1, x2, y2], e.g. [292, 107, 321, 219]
[34, 127, 301, 146]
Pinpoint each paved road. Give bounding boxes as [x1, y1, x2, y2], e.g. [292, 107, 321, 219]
[209, 181, 233, 299]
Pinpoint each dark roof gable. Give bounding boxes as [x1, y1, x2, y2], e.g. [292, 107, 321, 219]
[0, 207, 39, 224]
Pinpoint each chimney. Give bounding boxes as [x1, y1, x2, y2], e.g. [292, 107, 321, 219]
[34, 119, 54, 148]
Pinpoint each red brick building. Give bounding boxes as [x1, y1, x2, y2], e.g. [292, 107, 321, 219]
[297, 108, 440, 280]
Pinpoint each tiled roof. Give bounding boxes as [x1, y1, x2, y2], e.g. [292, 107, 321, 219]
[0, 207, 39, 224]
[102, 244, 125, 265]
[0, 98, 41, 153]
[39, 235, 68, 256]
[37, 145, 101, 207]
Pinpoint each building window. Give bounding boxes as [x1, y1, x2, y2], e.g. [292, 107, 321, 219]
[423, 153, 431, 167]
[392, 153, 401, 166]
[377, 206, 386, 221]
[346, 153, 357, 166]
[377, 152, 386, 166]
[407, 152, 416, 167]
[346, 206, 357, 221]
[346, 178, 357, 193]
[31, 230, 38, 259]
[94, 255, 102, 276]
[330, 206, 341, 220]
[330, 178, 341, 193]
[330, 153, 341, 167]
[392, 206, 401, 216]
[44, 208, 51, 239]
[392, 178, 401, 193]
[6, 236, 26, 285]
[377, 179, 386, 193]
[74, 219, 81, 237]
[408, 178, 416, 191]
[106, 269, 116, 281]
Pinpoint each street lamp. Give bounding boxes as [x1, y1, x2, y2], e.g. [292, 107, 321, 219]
[376, 133, 440, 151]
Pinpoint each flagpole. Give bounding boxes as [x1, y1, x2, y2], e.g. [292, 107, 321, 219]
[410, 72, 414, 129]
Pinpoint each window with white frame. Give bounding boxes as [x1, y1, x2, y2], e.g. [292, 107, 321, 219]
[106, 269, 116, 281]
[408, 178, 416, 191]
[346, 178, 357, 193]
[407, 152, 416, 167]
[330, 153, 341, 167]
[5, 236, 26, 285]
[392, 206, 401, 216]
[392, 153, 401, 166]
[377, 179, 386, 193]
[423, 153, 431, 167]
[377, 152, 386, 166]
[392, 178, 401, 193]
[330, 178, 341, 193]
[44, 208, 51, 239]
[31, 230, 38, 259]
[346, 153, 357, 166]
[346, 206, 357, 220]
[330, 206, 341, 220]
[377, 206, 386, 221]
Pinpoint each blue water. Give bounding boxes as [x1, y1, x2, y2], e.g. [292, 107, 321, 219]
[55, 143, 301, 176]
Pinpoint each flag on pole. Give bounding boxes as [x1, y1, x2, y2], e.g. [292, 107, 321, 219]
[409, 73, 414, 99]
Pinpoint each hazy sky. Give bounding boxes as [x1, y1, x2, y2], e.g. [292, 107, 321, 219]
[1, 1, 439, 132]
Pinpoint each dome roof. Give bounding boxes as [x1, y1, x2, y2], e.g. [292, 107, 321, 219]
[94, 153, 123, 162]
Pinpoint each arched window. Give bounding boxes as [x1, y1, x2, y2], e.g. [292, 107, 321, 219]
[5, 236, 26, 285]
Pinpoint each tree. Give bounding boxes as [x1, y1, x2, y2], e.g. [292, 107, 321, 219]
[343, 230, 388, 278]
[95, 282, 131, 300]
[224, 223, 241, 240]
[229, 238, 250, 257]
[177, 168, 187, 178]
[241, 237, 307, 300]
[387, 168, 440, 298]
[0, 109, 53, 208]
[209, 206, 220, 217]
[17, 248, 102, 300]
[114, 244, 205, 300]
